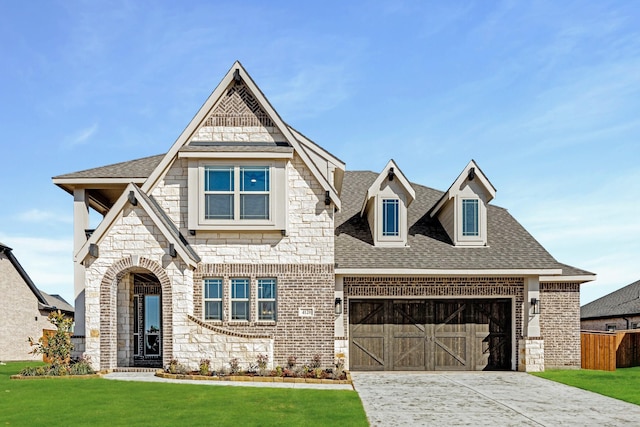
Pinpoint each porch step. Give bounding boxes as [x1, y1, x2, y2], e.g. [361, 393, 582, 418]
[112, 367, 159, 373]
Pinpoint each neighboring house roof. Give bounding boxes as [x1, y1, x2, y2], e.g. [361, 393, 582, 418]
[335, 171, 593, 276]
[581, 279, 640, 319]
[0, 242, 74, 315]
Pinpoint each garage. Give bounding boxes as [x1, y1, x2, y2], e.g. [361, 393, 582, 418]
[349, 299, 512, 371]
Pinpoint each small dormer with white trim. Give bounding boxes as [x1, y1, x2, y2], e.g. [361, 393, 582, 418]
[430, 160, 496, 247]
[360, 160, 415, 247]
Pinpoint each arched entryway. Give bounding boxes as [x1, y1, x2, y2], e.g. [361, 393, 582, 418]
[100, 256, 172, 370]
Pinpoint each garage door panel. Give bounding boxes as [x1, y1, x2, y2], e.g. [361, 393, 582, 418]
[349, 299, 511, 371]
[392, 337, 426, 369]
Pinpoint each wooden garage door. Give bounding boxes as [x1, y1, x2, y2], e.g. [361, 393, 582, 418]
[349, 299, 511, 371]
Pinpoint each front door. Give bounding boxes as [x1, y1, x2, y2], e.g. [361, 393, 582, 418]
[133, 276, 162, 367]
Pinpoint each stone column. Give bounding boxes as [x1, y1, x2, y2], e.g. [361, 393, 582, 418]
[73, 188, 89, 336]
[519, 276, 544, 372]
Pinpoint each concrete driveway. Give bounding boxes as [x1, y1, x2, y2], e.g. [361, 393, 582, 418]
[351, 371, 640, 426]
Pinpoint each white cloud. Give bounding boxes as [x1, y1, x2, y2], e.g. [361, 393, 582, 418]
[17, 209, 73, 224]
[62, 122, 98, 148]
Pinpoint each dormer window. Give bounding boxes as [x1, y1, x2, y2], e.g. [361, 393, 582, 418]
[462, 199, 479, 237]
[360, 160, 415, 247]
[430, 160, 496, 247]
[382, 199, 399, 237]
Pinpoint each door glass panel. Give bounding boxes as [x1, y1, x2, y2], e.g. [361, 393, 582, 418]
[145, 295, 160, 356]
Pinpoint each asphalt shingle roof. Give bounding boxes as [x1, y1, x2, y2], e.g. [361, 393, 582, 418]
[581, 279, 640, 319]
[335, 171, 592, 274]
[53, 154, 164, 180]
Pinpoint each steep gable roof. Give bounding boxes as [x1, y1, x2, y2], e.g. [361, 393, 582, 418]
[77, 184, 200, 267]
[141, 61, 341, 209]
[360, 159, 416, 217]
[430, 159, 496, 217]
[581, 279, 640, 319]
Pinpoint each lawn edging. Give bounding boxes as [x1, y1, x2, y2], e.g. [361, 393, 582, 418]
[156, 370, 353, 386]
[10, 373, 102, 380]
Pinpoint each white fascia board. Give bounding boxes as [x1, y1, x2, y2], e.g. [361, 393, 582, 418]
[288, 127, 346, 169]
[539, 275, 597, 283]
[141, 62, 238, 194]
[77, 184, 198, 268]
[177, 151, 293, 159]
[360, 159, 416, 217]
[141, 61, 341, 209]
[335, 268, 563, 276]
[53, 178, 146, 185]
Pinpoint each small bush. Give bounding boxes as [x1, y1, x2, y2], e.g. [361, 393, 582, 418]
[199, 359, 211, 376]
[70, 356, 95, 375]
[256, 354, 268, 375]
[229, 358, 240, 375]
[287, 355, 297, 369]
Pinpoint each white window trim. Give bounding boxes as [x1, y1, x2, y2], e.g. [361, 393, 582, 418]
[257, 278, 277, 322]
[455, 195, 487, 246]
[188, 159, 288, 231]
[230, 278, 250, 321]
[374, 195, 406, 246]
[203, 278, 223, 321]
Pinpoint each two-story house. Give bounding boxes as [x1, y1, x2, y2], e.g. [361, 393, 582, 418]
[53, 61, 594, 372]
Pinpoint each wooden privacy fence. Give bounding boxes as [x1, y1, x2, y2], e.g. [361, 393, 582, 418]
[581, 330, 640, 371]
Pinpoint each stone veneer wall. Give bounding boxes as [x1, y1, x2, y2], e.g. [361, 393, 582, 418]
[191, 263, 335, 368]
[540, 282, 581, 369]
[83, 204, 190, 370]
[518, 338, 544, 372]
[343, 277, 525, 370]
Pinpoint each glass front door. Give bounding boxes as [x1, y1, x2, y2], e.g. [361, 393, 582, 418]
[144, 295, 161, 357]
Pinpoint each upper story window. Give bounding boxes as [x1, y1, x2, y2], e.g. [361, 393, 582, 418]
[188, 160, 287, 231]
[462, 199, 479, 237]
[204, 166, 270, 221]
[382, 199, 399, 237]
[204, 278, 223, 320]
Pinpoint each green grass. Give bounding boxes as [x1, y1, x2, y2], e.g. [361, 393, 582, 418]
[0, 362, 368, 426]
[532, 366, 640, 405]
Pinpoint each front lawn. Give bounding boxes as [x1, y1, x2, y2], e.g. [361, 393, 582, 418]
[532, 367, 640, 405]
[0, 362, 368, 426]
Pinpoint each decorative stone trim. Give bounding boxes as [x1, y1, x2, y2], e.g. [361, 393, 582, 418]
[518, 338, 545, 372]
[187, 315, 272, 339]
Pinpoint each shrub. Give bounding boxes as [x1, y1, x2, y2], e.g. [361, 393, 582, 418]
[256, 354, 268, 375]
[229, 358, 240, 375]
[70, 355, 95, 375]
[287, 355, 297, 369]
[310, 354, 322, 369]
[28, 310, 73, 368]
[199, 359, 211, 376]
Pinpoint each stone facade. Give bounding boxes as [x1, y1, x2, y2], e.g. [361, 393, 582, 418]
[82, 136, 335, 371]
[518, 338, 544, 372]
[0, 253, 55, 361]
[540, 282, 581, 369]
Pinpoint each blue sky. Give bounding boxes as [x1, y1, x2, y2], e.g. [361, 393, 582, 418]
[1, 1, 638, 306]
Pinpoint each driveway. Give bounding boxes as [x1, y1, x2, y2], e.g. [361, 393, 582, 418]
[351, 371, 640, 426]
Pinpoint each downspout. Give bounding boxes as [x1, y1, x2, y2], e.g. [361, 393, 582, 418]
[622, 317, 630, 330]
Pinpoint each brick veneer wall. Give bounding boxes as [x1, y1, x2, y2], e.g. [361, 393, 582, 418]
[540, 282, 581, 368]
[0, 253, 55, 361]
[193, 263, 335, 368]
[343, 276, 525, 369]
[581, 316, 640, 332]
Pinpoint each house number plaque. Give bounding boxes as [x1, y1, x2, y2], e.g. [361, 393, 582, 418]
[298, 308, 315, 317]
